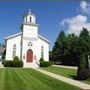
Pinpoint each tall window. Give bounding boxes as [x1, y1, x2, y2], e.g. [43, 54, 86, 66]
[30, 17, 32, 22]
[13, 44, 16, 58]
[41, 46, 44, 58]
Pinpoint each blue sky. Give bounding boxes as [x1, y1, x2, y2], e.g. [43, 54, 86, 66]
[0, 1, 87, 50]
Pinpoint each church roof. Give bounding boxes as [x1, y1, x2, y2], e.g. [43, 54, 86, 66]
[4, 32, 22, 40]
[5, 32, 50, 44]
[38, 35, 50, 44]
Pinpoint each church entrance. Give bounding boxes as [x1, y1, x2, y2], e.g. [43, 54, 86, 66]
[27, 49, 33, 62]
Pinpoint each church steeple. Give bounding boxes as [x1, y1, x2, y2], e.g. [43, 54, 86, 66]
[23, 9, 36, 24]
[21, 10, 38, 40]
[28, 8, 31, 14]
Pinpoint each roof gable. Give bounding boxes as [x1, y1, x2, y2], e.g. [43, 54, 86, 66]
[5, 32, 50, 44]
[5, 32, 22, 40]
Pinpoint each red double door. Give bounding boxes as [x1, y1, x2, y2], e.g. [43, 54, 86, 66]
[27, 49, 33, 62]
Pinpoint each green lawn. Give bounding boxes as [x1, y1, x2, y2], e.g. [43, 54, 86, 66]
[41, 66, 90, 84]
[41, 66, 77, 79]
[0, 68, 80, 90]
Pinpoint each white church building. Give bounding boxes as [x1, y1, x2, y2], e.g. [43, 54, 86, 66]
[5, 10, 50, 67]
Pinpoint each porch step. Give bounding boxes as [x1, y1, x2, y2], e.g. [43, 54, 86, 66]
[24, 63, 39, 68]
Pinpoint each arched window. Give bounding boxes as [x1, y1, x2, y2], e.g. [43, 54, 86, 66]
[41, 46, 44, 58]
[13, 44, 16, 58]
[30, 16, 32, 22]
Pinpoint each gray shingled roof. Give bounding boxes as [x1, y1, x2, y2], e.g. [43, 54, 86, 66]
[0, 47, 5, 55]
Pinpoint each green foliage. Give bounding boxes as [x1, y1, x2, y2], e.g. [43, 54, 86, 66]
[76, 28, 90, 80]
[13, 56, 19, 61]
[39, 58, 44, 62]
[64, 34, 79, 65]
[39, 58, 52, 67]
[78, 55, 87, 69]
[40, 61, 52, 67]
[53, 31, 67, 62]
[80, 28, 89, 37]
[12, 60, 23, 67]
[49, 51, 53, 61]
[4, 60, 13, 67]
[52, 28, 90, 66]
[53, 31, 79, 66]
[4, 60, 23, 67]
[77, 55, 90, 80]
[77, 68, 90, 80]
[52, 28, 90, 79]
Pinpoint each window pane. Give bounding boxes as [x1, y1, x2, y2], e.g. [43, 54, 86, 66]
[13, 44, 16, 58]
[30, 17, 31, 22]
[41, 46, 44, 58]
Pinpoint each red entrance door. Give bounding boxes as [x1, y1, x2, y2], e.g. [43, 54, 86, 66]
[27, 49, 33, 62]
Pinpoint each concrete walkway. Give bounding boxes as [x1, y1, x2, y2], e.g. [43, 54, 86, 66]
[0, 65, 3, 68]
[0, 64, 4, 68]
[53, 65, 78, 70]
[34, 68, 90, 90]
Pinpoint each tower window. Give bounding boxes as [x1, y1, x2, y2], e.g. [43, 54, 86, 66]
[30, 17, 32, 22]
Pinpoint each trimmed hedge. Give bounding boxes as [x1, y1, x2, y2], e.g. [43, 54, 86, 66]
[12, 60, 23, 67]
[4, 60, 13, 67]
[4, 60, 23, 67]
[13, 56, 19, 61]
[39, 58, 44, 62]
[40, 61, 52, 67]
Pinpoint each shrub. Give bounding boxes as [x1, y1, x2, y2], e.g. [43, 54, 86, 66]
[4, 60, 23, 67]
[13, 56, 19, 61]
[40, 61, 52, 67]
[2, 60, 5, 65]
[39, 58, 44, 62]
[12, 60, 23, 67]
[76, 55, 90, 80]
[4, 60, 13, 67]
[77, 68, 90, 80]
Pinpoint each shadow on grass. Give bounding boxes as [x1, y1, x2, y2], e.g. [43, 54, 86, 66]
[69, 75, 78, 80]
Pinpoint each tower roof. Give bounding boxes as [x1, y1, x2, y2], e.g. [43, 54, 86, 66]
[24, 9, 36, 17]
[28, 8, 31, 14]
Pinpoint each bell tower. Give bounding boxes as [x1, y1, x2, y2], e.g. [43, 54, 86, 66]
[23, 9, 36, 24]
[21, 9, 39, 40]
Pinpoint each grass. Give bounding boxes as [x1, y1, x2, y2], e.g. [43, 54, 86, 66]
[41, 66, 77, 79]
[0, 68, 80, 90]
[41, 66, 90, 84]
[83, 78, 90, 84]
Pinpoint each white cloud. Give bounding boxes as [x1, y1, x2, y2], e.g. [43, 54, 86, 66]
[60, 1, 90, 35]
[61, 15, 90, 35]
[80, 0, 90, 15]
[80, 1, 87, 10]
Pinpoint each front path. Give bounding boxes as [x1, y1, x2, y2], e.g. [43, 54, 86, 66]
[34, 68, 90, 90]
[53, 65, 78, 70]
